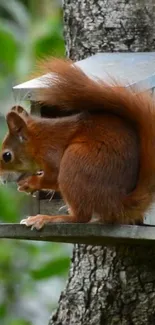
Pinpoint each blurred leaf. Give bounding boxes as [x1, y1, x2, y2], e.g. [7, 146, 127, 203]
[0, 185, 21, 222]
[9, 320, 31, 325]
[32, 17, 65, 58]
[31, 256, 70, 280]
[0, 303, 6, 318]
[0, 19, 25, 43]
[0, 30, 17, 73]
[34, 33, 65, 58]
[0, 0, 30, 30]
[0, 118, 7, 141]
[0, 241, 13, 263]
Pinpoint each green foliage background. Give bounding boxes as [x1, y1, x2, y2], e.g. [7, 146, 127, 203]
[0, 1, 71, 324]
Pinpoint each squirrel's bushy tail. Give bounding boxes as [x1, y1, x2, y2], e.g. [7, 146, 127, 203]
[36, 58, 155, 219]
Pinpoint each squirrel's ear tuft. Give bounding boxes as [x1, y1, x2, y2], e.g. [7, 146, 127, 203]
[6, 111, 28, 141]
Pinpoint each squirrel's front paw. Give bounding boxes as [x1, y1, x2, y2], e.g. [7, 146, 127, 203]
[20, 215, 51, 230]
[17, 175, 41, 194]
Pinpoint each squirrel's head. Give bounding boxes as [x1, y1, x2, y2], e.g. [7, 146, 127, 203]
[0, 105, 39, 183]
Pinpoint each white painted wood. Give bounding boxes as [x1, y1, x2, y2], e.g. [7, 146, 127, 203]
[13, 52, 155, 100]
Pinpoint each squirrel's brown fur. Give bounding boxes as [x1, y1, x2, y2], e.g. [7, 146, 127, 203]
[0, 58, 155, 229]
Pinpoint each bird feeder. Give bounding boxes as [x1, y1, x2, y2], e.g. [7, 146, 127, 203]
[8, 52, 155, 245]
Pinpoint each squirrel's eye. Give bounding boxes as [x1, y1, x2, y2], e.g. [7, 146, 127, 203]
[2, 151, 12, 163]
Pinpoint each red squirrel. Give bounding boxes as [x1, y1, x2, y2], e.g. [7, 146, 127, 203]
[0, 58, 155, 229]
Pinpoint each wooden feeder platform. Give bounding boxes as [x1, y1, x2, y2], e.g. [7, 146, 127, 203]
[0, 223, 155, 246]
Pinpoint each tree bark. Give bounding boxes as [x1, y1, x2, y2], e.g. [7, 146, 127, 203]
[49, 1, 155, 324]
[63, 0, 155, 60]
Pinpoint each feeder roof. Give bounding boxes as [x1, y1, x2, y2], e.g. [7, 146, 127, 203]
[13, 52, 155, 100]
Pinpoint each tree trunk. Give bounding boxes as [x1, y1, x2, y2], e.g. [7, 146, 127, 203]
[49, 1, 155, 324]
